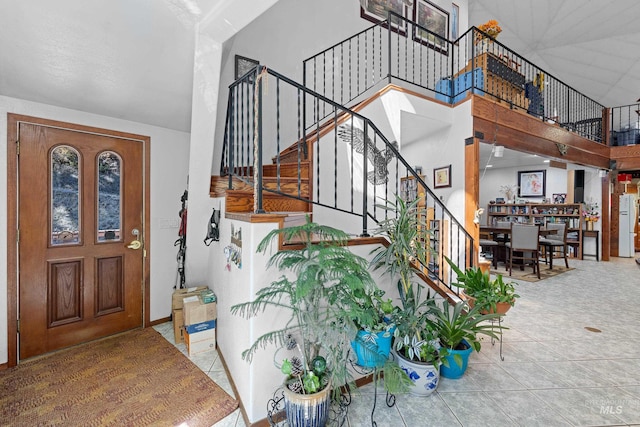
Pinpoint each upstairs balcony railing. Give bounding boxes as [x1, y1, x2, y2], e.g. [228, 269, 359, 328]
[303, 12, 607, 144]
[221, 65, 474, 296]
[609, 102, 640, 147]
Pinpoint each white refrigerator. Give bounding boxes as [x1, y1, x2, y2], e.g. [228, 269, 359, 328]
[619, 194, 637, 257]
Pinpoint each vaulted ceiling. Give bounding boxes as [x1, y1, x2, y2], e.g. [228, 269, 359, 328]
[1, 1, 638, 133]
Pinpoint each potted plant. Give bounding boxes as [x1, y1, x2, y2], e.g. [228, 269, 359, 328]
[231, 216, 400, 426]
[343, 288, 412, 395]
[370, 195, 445, 396]
[435, 300, 504, 379]
[346, 288, 395, 368]
[445, 257, 519, 315]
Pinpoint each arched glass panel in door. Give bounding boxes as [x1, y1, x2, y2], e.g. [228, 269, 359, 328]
[97, 151, 122, 242]
[51, 145, 81, 245]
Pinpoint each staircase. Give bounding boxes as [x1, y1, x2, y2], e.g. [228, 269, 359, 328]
[211, 161, 311, 213]
[213, 64, 477, 305]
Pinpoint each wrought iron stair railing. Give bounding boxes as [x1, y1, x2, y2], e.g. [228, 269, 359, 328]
[221, 65, 473, 297]
[303, 11, 606, 144]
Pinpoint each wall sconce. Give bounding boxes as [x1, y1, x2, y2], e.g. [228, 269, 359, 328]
[598, 169, 607, 178]
[493, 145, 504, 157]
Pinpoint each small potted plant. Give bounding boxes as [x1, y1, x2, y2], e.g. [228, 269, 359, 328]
[231, 216, 379, 426]
[445, 257, 519, 315]
[346, 288, 395, 368]
[344, 288, 411, 395]
[435, 301, 504, 379]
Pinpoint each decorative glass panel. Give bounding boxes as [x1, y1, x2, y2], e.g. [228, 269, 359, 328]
[97, 151, 122, 242]
[51, 146, 81, 245]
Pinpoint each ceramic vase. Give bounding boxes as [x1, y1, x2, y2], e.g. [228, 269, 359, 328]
[391, 349, 439, 396]
[283, 381, 331, 427]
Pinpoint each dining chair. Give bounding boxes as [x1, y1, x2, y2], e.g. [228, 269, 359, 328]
[479, 237, 499, 268]
[539, 222, 569, 269]
[505, 223, 540, 279]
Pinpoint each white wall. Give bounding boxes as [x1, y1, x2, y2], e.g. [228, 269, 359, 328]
[209, 206, 401, 422]
[213, 0, 470, 170]
[0, 95, 190, 364]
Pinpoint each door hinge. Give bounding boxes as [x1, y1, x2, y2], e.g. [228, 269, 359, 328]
[16, 229, 19, 244]
[16, 139, 19, 156]
[17, 319, 20, 334]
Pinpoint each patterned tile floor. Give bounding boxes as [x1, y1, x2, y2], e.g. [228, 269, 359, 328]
[155, 256, 640, 427]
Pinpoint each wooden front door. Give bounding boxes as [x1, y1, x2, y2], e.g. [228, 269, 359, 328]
[15, 118, 145, 360]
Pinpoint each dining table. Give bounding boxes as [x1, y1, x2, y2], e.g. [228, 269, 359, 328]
[479, 225, 558, 269]
[479, 225, 558, 237]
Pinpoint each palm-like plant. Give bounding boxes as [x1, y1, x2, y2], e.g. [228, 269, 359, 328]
[435, 301, 504, 368]
[231, 216, 382, 400]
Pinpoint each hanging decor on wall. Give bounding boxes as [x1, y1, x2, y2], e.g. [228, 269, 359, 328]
[224, 224, 242, 270]
[360, 0, 412, 34]
[433, 164, 451, 188]
[337, 124, 395, 185]
[518, 170, 546, 197]
[359, 0, 450, 53]
[413, 0, 449, 54]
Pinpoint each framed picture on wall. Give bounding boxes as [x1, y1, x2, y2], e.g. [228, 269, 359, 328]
[451, 3, 459, 40]
[235, 55, 259, 80]
[433, 165, 451, 188]
[518, 170, 546, 197]
[360, 0, 409, 34]
[553, 193, 567, 204]
[413, 0, 449, 54]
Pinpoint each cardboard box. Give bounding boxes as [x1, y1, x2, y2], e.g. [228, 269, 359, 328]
[184, 299, 217, 326]
[185, 319, 216, 334]
[172, 309, 185, 343]
[171, 286, 208, 310]
[185, 327, 216, 356]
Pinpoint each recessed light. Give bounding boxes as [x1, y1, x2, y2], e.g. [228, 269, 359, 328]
[543, 159, 550, 163]
[486, 164, 493, 168]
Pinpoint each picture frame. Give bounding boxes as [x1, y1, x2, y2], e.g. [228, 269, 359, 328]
[235, 55, 259, 80]
[433, 165, 451, 188]
[360, 0, 409, 34]
[413, 0, 449, 54]
[451, 3, 459, 40]
[517, 170, 546, 197]
[553, 193, 567, 204]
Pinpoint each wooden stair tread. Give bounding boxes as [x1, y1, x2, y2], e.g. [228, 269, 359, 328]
[225, 189, 310, 213]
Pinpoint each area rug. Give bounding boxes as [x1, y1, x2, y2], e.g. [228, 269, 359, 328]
[0, 328, 238, 426]
[491, 265, 574, 282]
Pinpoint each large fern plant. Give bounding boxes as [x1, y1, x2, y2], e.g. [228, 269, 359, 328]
[231, 216, 407, 400]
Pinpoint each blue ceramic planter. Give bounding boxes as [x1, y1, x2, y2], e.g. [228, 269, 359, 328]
[283, 382, 331, 427]
[351, 328, 394, 368]
[440, 339, 473, 379]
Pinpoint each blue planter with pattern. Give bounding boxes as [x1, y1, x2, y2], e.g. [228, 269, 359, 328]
[392, 349, 440, 396]
[351, 327, 395, 368]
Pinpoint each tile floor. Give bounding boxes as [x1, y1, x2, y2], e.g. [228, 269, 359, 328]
[154, 256, 640, 427]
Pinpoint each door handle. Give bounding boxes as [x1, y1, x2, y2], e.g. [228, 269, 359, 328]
[127, 239, 142, 250]
[127, 228, 142, 250]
